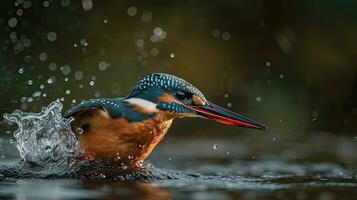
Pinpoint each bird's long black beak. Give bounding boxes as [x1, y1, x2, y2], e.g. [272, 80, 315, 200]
[188, 101, 266, 130]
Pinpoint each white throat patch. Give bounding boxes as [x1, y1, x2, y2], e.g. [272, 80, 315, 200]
[124, 98, 158, 112]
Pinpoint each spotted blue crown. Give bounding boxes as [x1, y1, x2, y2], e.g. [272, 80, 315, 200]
[127, 73, 207, 103]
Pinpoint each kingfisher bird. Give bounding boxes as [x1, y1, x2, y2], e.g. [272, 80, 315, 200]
[65, 73, 265, 166]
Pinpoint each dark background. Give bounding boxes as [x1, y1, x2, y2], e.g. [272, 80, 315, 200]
[0, 0, 357, 135]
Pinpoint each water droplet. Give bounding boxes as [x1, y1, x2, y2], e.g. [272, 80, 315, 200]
[64, 77, 69, 82]
[49, 62, 57, 71]
[75, 127, 83, 134]
[141, 10, 152, 23]
[135, 39, 144, 47]
[168, 157, 172, 161]
[16, 9, 23, 16]
[224, 94, 229, 98]
[23, 38, 31, 47]
[32, 91, 42, 97]
[227, 102, 232, 107]
[23, 1, 32, 9]
[98, 61, 109, 71]
[10, 32, 18, 43]
[42, 1, 50, 7]
[279, 73, 285, 79]
[61, 0, 71, 7]
[211, 29, 220, 37]
[74, 71, 83, 80]
[272, 137, 277, 141]
[72, 99, 76, 103]
[213, 144, 218, 150]
[222, 32, 231, 40]
[8, 17, 18, 28]
[89, 80, 95, 86]
[153, 27, 163, 36]
[39, 52, 47, 61]
[82, 0, 93, 11]
[150, 48, 159, 56]
[47, 32, 57, 42]
[65, 90, 71, 95]
[150, 35, 159, 43]
[103, 19, 108, 23]
[127, 6, 137, 16]
[18, 67, 24, 74]
[60, 65, 71, 75]
[27, 97, 33, 102]
[28, 80, 33, 85]
[9, 139, 14, 144]
[80, 38, 88, 46]
[24, 55, 32, 63]
[73, 43, 78, 48]
[47, 76, 56, 84]
[256, 96, 262, 102]
[265, 61, 271, 67]
[170, 53, 175, 58]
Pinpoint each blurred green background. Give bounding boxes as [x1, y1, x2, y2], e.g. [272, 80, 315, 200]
[0, 0, 356, 135]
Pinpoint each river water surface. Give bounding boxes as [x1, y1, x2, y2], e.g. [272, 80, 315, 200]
[0, 101, 356, 200]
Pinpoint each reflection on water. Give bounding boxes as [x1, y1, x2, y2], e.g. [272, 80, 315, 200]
[0, 179, 170, 200]
[0, 158, 356, 199]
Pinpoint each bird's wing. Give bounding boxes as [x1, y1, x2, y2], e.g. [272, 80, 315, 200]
[64, 98, 124, 134]
[64, 98, 123, 119]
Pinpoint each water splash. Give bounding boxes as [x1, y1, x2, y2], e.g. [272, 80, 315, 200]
[3, 100, 83, 167]
[0, 100, 177, 180]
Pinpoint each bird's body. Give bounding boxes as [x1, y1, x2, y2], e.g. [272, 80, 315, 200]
[67, 98, 175, 165]
[65, 73, 266, 166]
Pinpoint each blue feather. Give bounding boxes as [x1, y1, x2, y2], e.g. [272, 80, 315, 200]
[64, 98, 152, 122]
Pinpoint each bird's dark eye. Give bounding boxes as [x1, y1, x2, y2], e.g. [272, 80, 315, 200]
[176, 91, 186, 100]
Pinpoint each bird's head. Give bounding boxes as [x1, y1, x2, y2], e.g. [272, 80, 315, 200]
[125, 73, 265, 130]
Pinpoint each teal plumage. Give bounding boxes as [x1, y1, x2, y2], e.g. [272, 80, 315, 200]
[65, 98, 154, 123]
